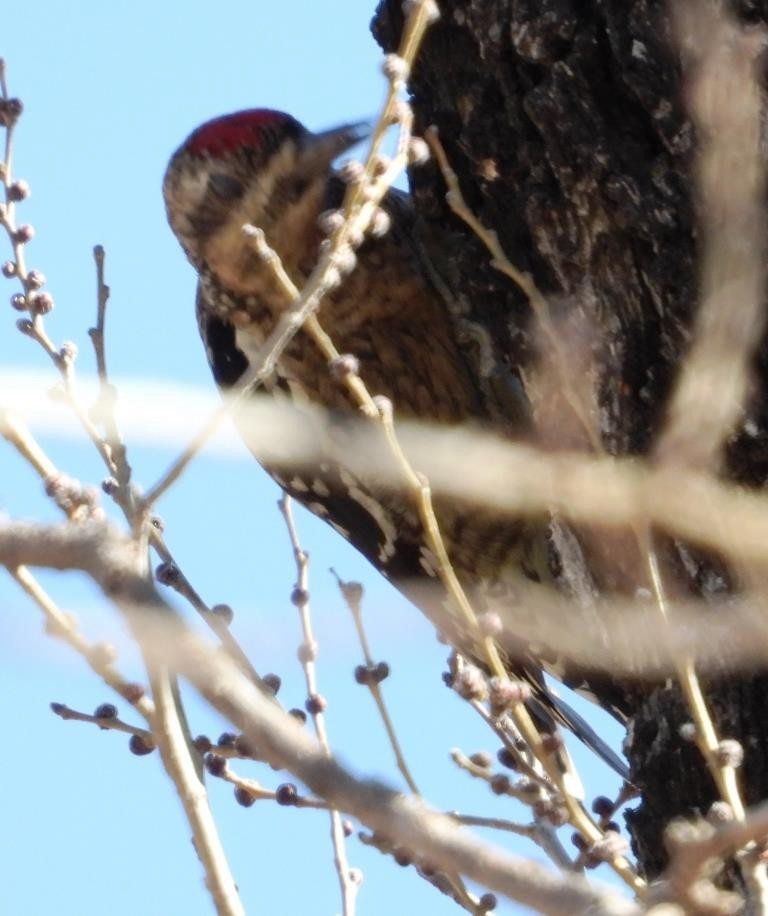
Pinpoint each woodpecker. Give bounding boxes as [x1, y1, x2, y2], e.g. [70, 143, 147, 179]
[163, 109, 628, 780]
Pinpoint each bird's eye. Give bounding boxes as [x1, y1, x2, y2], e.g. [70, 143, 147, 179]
[208, 173, 244, 200]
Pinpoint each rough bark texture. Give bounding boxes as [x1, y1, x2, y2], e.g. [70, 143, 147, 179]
[372, 0, 768, 882]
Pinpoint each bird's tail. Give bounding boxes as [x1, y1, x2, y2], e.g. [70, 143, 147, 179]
[527, 681, 630, 784]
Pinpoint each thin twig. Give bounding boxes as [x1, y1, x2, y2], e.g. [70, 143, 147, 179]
[331, 571, 419, 794]
[279, 496, 359, 916]
[84, 249, 268, 740]
[425, 127, 599, 450]
[467, 698, 551, 791]
[448, 812, 536, 839]
[51, 702, 153, 742]
[87, 244, 136, 513]
[644, 541, 744, 823]
[245, 140, 623, 868]
[0, 78, 118, 479]
[451, 748, 539, 801]
[140, 399, 234, 506]
[7, 564, 154, 719]
[212, 761, 333, 810]
[150, 528, 267, 691]
[331, 572, 480, 910]
[358, 829, 490, 913]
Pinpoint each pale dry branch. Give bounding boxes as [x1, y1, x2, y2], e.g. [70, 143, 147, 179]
[20, 367, 768, 681]
[17, 369, 768, 566]
[149, 665, 244, 916]
[658, 800, 768, 910]
[639, 3, 768, 837]
[658, 4, 768, 471]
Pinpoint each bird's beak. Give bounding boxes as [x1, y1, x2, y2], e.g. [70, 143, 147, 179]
[303, 120, 371, 171]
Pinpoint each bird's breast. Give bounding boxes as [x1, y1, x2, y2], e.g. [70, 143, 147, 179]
[199, 241, 487, 424]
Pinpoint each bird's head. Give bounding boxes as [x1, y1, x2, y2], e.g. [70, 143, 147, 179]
[163, 108, 367, 290]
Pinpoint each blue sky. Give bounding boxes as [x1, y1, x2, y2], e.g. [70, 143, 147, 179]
[1, 3, 628, 914]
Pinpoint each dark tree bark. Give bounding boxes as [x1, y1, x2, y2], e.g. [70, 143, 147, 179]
[372, 0, 768, 882]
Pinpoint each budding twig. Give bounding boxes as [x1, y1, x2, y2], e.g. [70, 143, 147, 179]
[278, 496, 360, 916]
[332, 571, 418, 794]
[51, 701, 154, 743]
[330, 571, 482, 912]
[87, 244, 137, 518]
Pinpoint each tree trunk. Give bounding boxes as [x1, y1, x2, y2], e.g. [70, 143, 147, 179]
[372, 0, 768, 881]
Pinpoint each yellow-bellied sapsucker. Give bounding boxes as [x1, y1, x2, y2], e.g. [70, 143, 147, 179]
[163, 108, 627, 779]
